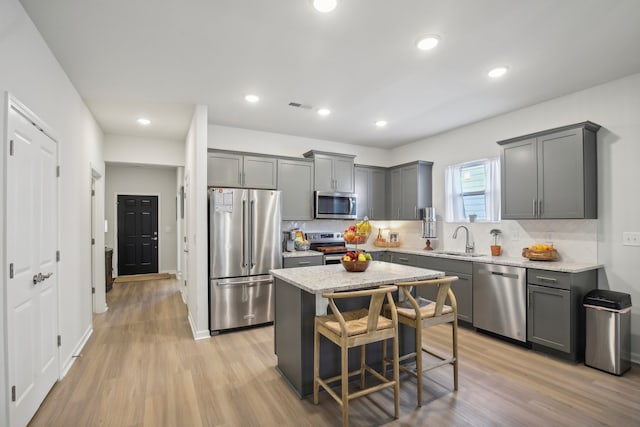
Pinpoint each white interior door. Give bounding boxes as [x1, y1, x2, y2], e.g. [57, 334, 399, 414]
[6, 103, 59, 426]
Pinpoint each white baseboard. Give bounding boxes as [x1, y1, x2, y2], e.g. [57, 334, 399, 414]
[188, 312, 210, 340]
[59, 325, 93, 379]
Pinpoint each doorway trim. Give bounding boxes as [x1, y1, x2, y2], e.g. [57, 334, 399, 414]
[113, 191, 162, 277]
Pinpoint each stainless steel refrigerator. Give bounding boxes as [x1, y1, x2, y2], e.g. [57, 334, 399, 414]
[208, 188, 282, 333]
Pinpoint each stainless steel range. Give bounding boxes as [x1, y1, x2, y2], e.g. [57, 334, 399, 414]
[306, 231, 348, 264]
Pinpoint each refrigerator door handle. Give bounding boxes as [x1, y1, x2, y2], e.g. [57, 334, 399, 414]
[250, 200, 256, 268]
[242, 200, 248, 268]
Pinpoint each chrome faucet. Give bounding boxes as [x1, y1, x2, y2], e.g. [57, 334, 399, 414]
[453, 225, 474, 254]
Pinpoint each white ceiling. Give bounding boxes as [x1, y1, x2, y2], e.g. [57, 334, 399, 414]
[19, 0, 640, 148]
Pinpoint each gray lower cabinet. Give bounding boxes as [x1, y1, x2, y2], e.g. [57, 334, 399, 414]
[413, 256, 473, 324]
[277, 158, 314, 220]
[370, 251, 388, 262]
[283, 255, 323, 268]
[207, 151, 277, 189]
[388, 252, 419, 266]
[526, 268, 596, 360]
[355, 165, 387, 220]
[388, 161, 433, 220]
[499, 121, 600, 219]
[387, 253, 473, 324]
[527, 284, 571, 351]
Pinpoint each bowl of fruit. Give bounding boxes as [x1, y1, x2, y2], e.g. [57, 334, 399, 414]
[343, 218, 371, 245]
[522, 243, 559, 261]
[341, 251, 372, 272]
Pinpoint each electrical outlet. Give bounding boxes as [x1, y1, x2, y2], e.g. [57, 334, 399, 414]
[622, 232, 640, 246]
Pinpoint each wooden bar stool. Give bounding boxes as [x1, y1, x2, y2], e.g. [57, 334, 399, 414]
[313, 285, 400, 427]
[383, 276, 459, 407]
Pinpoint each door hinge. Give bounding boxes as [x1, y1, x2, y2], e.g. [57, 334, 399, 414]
[56, 165, 60, 177]
[91, 238, 95, 245]
[9, 263, 14, 279]
[57, 335, 61, 347]
[56, 250, 60, 262]
[9, 139, 15, 156]
[92, 287, 95, 294]
[11, 385, 16, 402]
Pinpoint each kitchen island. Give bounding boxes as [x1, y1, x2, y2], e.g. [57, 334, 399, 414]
[270, 261, 444, 397]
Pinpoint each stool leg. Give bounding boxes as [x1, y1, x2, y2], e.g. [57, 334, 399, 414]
[453, 318, 459, 391]
[360, 344, 366, 389]
[393, 330, 400, 418]
[314, 325, 320, 404]
[382, 339, 388, 378]
[342, 343, 349, 427]
[416, 321, 423, 407]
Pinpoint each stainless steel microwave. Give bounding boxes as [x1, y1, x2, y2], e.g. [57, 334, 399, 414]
[314, 191, 357, 219]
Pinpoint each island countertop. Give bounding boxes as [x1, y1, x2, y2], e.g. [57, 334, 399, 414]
[270, 260, 444, 294]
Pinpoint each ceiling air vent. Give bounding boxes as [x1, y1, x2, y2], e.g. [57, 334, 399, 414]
[288, 102, 313, 110]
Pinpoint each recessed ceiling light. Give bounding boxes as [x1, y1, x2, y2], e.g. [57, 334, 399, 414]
[137, 118, 151, 126]
[313, 0, 337, 13]
[375, 120, 388, 128]
[317, 108, 331, 117]
[244, 94, 260, 103]
[488, 66, 509, 78]
[415, 35, 440, 51]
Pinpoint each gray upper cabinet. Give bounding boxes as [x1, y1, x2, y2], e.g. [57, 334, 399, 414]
[303, 150, 355, 193]
[354, 165, 387, 220]
[387, 161, 433, 220]
[499, 121, 600, 219]
[207, 152, 243, 187]
[277, 158, 314, 220]
[207, 151, 277, 189]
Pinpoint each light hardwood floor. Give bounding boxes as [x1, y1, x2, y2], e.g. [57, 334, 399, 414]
[30, 277, 640, 426]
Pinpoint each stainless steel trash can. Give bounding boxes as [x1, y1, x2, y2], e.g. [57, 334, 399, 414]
[584, 289, 632, 375]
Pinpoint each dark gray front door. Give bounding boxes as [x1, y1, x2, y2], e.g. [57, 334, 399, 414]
[117, 195, 159, 275]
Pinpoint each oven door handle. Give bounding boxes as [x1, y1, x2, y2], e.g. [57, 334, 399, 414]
[324, 254, 345, 263]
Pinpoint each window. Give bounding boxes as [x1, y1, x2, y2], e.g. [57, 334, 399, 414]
[445, 157, 501, 222]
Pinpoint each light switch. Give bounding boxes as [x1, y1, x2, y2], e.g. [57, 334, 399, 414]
[622, 232, 640, 246]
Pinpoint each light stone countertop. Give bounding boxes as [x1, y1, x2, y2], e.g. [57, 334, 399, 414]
[349, 244, 602, 274]
[282, 250, 323, 258]
[270, 260, 444, 294]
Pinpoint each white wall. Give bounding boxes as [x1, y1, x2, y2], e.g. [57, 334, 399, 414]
[208, 124, 390, 166]
[0, 0, 105, 424]
[105, 164, 178, 274]
[184, 106, 209, 339]
[104, 134, 185, 166]
[391, 72, 640, 361]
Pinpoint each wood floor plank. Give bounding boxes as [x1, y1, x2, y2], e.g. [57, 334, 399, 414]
[29, 278, 640, 427]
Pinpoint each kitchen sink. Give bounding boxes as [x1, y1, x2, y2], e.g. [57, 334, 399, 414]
[432, 251, 486, 258]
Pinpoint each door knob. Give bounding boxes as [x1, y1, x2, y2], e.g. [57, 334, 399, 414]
[32, 272, 53, 284]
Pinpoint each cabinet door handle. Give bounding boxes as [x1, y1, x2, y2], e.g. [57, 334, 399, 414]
[536, 276, 557, 283]
[298, 261, 311, 266]
[414, 206, 417, 219]
[397, 207, 400, 218]
[398, 257, 409, 262]
[532, 199, 537, 217]
[539, 199, 543, 217]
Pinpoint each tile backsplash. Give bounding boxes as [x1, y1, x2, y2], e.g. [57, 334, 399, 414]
[283, 218, 597, 263]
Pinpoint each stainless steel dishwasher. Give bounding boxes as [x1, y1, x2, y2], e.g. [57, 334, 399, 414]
[473, 263, 527, 342]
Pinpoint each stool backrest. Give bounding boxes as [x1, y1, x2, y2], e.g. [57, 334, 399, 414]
[322, 285, 398, 334]
[395, 276, 459, 316]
